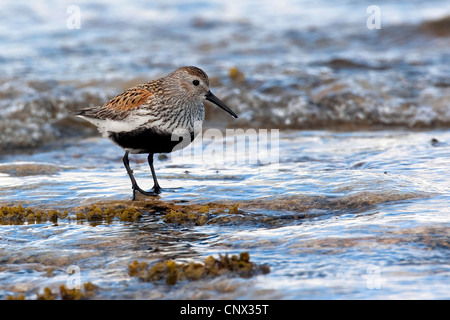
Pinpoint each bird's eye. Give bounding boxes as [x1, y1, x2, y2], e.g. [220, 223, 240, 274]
[192, 80, 200, 86]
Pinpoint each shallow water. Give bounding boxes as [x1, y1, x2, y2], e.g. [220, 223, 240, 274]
[0, 0, 450, 300]
[1, 0, 450, 151]
[1, 130, 449, 299]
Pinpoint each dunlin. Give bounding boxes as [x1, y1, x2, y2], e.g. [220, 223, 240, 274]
[77, 66, 238, 200]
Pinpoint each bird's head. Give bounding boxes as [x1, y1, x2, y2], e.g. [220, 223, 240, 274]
[165, 66, 238, 119]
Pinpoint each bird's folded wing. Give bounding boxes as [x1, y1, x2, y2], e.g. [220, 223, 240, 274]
[105, 87, 153, 112]
[76, 87, 153, 120]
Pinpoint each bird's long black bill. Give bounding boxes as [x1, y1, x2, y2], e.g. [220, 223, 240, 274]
[205, 91, 238, 119]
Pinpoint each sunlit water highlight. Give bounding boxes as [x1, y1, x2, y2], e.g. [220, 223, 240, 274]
[1, 130, 449, 299]
[0, 0, 449, 300]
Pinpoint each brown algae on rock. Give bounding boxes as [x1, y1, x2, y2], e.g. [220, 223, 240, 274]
[0, 162, 63, 177]
[0, 204, 142, 225]
[75, 205, 142, 223]
[229, 67, 246, 83]
[6, 294, 25, 300]
[163, 203, 243, 226]
[128, 252, 270, 285]
[164, 209, 208, 225]
[0, 205, 67, 225]
[0, 191, 422, 226]
[229, 203, 240, 214]
[35, 282, 98, 300]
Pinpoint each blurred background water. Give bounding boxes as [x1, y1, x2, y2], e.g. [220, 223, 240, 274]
[0, 0, 449, 299]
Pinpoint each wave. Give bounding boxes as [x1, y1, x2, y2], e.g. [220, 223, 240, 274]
[1, 1, 450, 154]
[1, 67, 449, 155]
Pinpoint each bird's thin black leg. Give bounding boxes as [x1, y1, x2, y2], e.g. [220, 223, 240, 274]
[123, 151, 139, 200]
[123, 151, 158, 200]
[148, 153, 162, 194]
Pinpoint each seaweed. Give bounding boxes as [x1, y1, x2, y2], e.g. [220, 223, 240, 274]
[0, 205, 67, 225]
[229, 67, 246, 83]
[164, 209, 209, 225]
[128, 252, 270, 285]
[163, 203, 244, 226]
[35, 282, 98, 300]
[6, 294, 25, 300]
[1, 190, 410, 226]
[0, 204, 142, 225]
[6, 281, 99, 300]
[77, 205, 142, 223]
[0, 200, 293, 227]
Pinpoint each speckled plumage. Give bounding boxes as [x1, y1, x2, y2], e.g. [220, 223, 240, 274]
[77, 67, 209, 143]
[76, 66, 237, 199]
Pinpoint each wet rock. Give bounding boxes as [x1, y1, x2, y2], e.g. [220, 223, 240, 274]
[420, 16, 450, 37]
[431, 138, 439, 146]
[0, 163, 63, 177]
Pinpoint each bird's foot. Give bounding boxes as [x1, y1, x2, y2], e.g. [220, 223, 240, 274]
[147, 184, 162, 195]
[131, 185, 159, 200]
[130, 184, 181, 200]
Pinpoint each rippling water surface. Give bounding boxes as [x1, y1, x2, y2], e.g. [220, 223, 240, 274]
[1, 130, 449, 299]
[0, 0, 449, 299]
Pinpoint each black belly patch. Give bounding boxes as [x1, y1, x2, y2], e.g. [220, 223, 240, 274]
[108, 128, 195, 154]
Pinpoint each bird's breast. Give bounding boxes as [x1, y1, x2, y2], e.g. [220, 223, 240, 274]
[147, 102, 205, 134]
